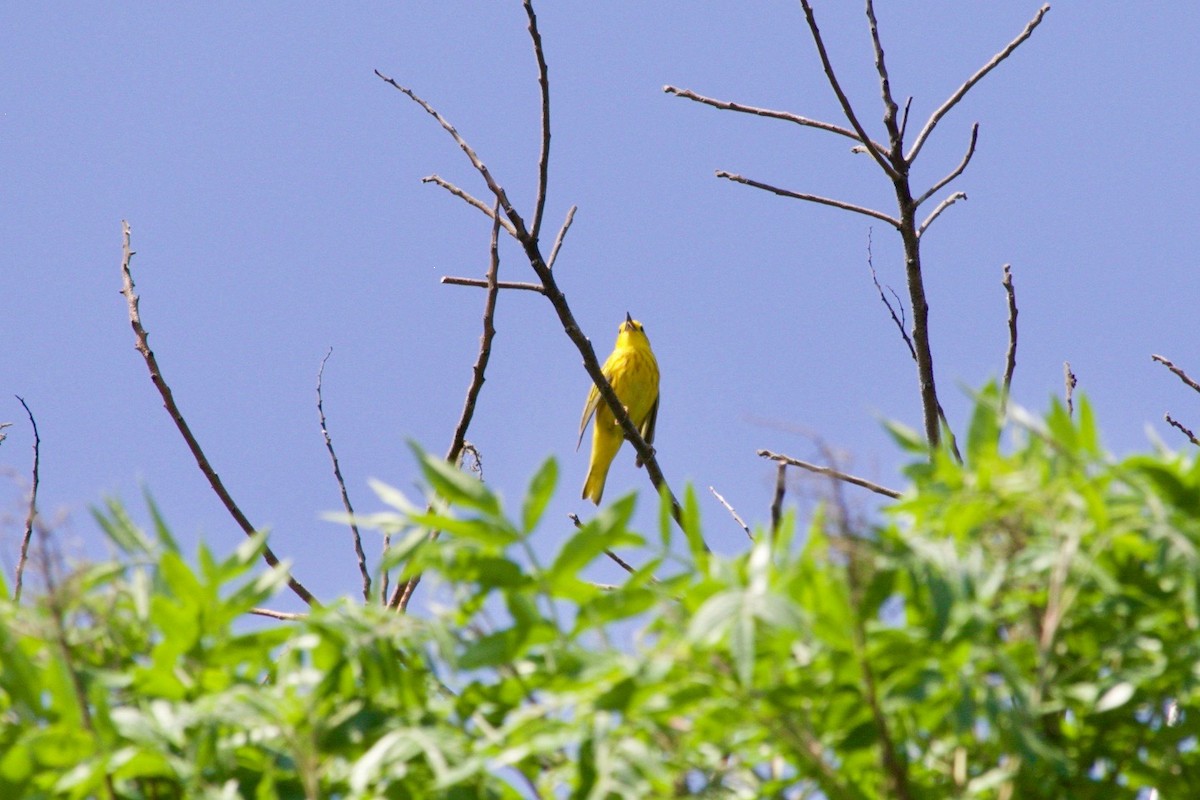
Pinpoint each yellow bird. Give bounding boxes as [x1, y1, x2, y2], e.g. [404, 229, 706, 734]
[578, 313, 660, 504]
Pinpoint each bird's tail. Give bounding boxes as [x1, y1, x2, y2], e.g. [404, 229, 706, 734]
[582, 427, 623, 505]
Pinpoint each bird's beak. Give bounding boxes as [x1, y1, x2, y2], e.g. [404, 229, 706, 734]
[625, 311, 633, 325]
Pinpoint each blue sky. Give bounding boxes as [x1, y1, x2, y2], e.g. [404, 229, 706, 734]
[5, 3, 1200, 610]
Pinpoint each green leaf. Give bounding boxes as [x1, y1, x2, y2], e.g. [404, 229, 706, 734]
[966, 381, 1002, 464]
[411, 443, 500, 516]
[521, 456, 558, 534]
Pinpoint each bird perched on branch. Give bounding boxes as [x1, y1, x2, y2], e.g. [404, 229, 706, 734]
[578, 313, 660, 504]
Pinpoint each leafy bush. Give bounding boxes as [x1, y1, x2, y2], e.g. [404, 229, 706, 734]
[2, 391, 1198, 798]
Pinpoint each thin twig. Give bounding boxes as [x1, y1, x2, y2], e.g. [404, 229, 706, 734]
[1151, 354, 1200, 395]
[1001, 264, 1018, 405]
[914, 124, 979, 207]
[523, 0, 551, 242]
[916, 191, 967, 236]
[709, 486, 752, 541]
[758, 450, 901, 499]
[250, 607, 308, 621]
[316, 349, 371, 603]
[864, 0, 902, 149]
[716, 171, 900, 228]
[770, 462, 787, 535]
[662, 86, 888, 152]
[393, 202, 504, 611]
[119, 222, 319, 608]
[421, 175, 517, 236]
[545, 205, 577, 270]
[867, 230, 916, 361]
[441, 276, 546, 293]
[898, 96, 913, 142]
[569, 512, 639, 575]
[797, 0, 899, 178]
[906, 4, 1051, 163]
[13, 396, 39, 602]
[1164, 414, 1200, 447]
[1064, 361, 1077, 417]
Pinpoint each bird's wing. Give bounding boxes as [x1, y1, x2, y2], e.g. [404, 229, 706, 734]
[577, 381, 601, 450]
[635, 393, 659, 468]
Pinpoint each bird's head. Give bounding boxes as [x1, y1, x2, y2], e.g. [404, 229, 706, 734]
[616, 311, 650, 348]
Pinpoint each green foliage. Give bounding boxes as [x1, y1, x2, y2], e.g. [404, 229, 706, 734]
[3, 393, 1200, 797]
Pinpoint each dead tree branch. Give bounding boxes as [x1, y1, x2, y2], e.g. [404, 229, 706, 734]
[1064, 361, 1077, 417]
[316, 349, 371, 603]
[906, 4, 1051, 163]
[422, 175, 517, 236]
[1152, 354, 1200, 395]
[118, 221, 319, 608]
[1164, 413, 1200, 447]
[13, 395, 40, 602]
[716, 171, 900, 228]
[709, 485, 752, 541]
[441, 276, 546, 293]
[662, 86, 888, 152]
[770, 462, 787, 535]
[758, 450, 901, 499]
[393, 202, 504, 611]
[1002, 264, 1018, 405]
[546, 205, 577, 270]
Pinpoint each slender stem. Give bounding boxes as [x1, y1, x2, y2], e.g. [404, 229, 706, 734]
[13, 396, 39, 602]
[523, 0, 551, 241]
[709, 486, 752, 541]
[393, 202, 504, 611]
[442, 276, 545, 293]
[119, 222, 319, 608]
[770, 462, 787, 535]
[545, 205, 577, 270]
[663, 85, 888, 152]
[758, 450, 901, 499]
[906, 4, 1051, 163]
[716, 171, 899, 228]
[1001, 264, 1018, 407]
[422, 175, 517, 236]
[1152, 354, 1200, 395]
[316, 349, 371, 603]
[917, 191, 968, 236]
[914, 124, 978, 207]
[1164, 413, 1200, 447]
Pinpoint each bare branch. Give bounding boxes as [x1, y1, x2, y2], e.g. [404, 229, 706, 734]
[1164, 413, 1200, 447]
[864, 0, 902, 148]
[906, 4, 1051, 163]
[441, 276, 546, 294]
[250, 607, 308, 621]
[1064, 361, 1077, 417]
[716, 171, 900, 228]
[421, 175, 517, 236]
[1152, 354, 1200, 395]
[119, 222, 319, 608]
[709, 485, 752, 541]
[523, 0, 551, 241]
[570, 512, 639, 575]
[1002, 264, 1018, 404]
[13, 395, 40, 602]
[377, 72, 528, 237]
[393, 202, 504, 611]
[316, 349, 371, 603]
[662, 85, 888, 152]
[915, 123, 979, 207]
[898, 96, 913, 142]
[916, 191, 968, 236]
[797, 0, 899, 178]
[868, 230, 916, 361]
[770, 462, 787, 535]
[546, 205, 577, 270]
[758, 450, 901, 499]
